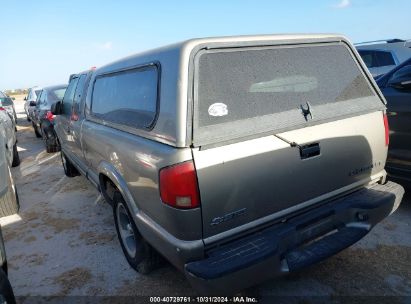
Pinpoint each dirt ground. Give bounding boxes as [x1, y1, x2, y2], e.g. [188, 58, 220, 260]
[1, 98, 410, 302]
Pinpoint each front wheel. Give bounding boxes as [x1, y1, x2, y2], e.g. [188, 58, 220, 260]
[42, 127, 60, 153]
[113, 192, 161, 274]
[61, 152, 79, 177]
[33, 123, 41, 138]
[11, 142, 20, 167]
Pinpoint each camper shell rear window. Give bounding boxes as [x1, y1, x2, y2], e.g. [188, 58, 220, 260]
[192, 43, 385, 146]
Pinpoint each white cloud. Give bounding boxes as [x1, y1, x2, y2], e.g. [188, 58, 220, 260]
[334, 0, 351, 9]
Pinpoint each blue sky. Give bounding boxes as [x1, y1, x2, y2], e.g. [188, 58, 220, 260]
[1, 0, 410, 90]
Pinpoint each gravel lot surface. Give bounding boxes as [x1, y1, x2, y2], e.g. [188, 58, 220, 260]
[1, 99, 410, 302]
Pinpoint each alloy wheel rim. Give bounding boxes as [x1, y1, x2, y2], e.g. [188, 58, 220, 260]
[116, 202, 137, 257]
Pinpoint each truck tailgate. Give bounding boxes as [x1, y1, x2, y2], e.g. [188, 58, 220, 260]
[193, 111, 387, 238]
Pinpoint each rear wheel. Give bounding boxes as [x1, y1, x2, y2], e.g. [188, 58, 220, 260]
[0, 166, 20, 217]
[46, 145, 60, 153]
[61, 152, 79, 177]
[42, 127, 60, 153]
[11, 142, 20, 167]
[33, 123, 41, 138]
[113, 191, 161, 274]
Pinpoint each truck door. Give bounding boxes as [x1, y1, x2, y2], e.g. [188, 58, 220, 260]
[55, 77, 81, 164]
[67, 73, 88, 168]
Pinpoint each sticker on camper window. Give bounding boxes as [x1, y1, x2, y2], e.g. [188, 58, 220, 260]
[208, 103, 228, 117]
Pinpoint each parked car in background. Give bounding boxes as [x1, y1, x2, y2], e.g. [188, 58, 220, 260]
[356, 39, 411, 78]
[0, 91, 17, 127]
[0, 227, 16, 304]
[52, 34, 404, 293]
[0, 109, 19, 304]
[24, 86, 42, 121]
[0, 110, 19, 168]
[31, 85, 67, 152]
[376, 57, 411, 181]
[0, 110, 20, 216]
[0, 111, 19, 303]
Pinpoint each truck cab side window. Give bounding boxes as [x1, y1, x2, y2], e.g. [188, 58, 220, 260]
[72, 74, 87, 120]
[62, 77, 79, 116]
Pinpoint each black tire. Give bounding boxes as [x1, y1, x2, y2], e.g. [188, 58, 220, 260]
[0, 167, 19, 217]
[113, 192, 161, 274]
[11, 142, 20, 167]
[61, 151, 79, 177]
[0, 268, 16, 304]
[42, 129, 60, 154]
[15, 188, 20, 211]
[46, 145, 60, 153]
[27, 115, 31, 122]
[33, 123, 41, 138]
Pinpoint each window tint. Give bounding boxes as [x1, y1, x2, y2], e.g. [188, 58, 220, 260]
[91, 66, 158, 129]
[37, 90, 46, 106]
[62, 78, 79, 116]
[358, 50, 395, 68]
[375, 51, 395, 66]
[72, 74, 87, 118]
[74, 75, 87, 104]
[45, 87, 67, 106]
[193, 44, 383, 145]
[390, 65, 411, 83]
[53, 88, 66, 101]
[197, 44, 374, 127]
[358, 50, 374, 68]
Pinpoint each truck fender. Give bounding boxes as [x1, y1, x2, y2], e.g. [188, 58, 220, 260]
[97, 161, 140, 216]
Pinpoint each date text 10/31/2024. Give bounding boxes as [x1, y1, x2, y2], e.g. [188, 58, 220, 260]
[149, 296, 258, 303]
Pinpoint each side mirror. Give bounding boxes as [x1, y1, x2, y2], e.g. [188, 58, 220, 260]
[400, 80, 411, 90]
[51, 101, 62, 115]
[29, 101, 37, 107]
[389, 79, 411, 91]
[11, 97, 15, 101]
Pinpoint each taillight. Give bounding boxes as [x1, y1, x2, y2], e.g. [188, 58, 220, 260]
[46, 111, 55, 123]
[0, 107, 5, 111]
[159, 161, 200, 209]
[383, 113, 389, 146]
